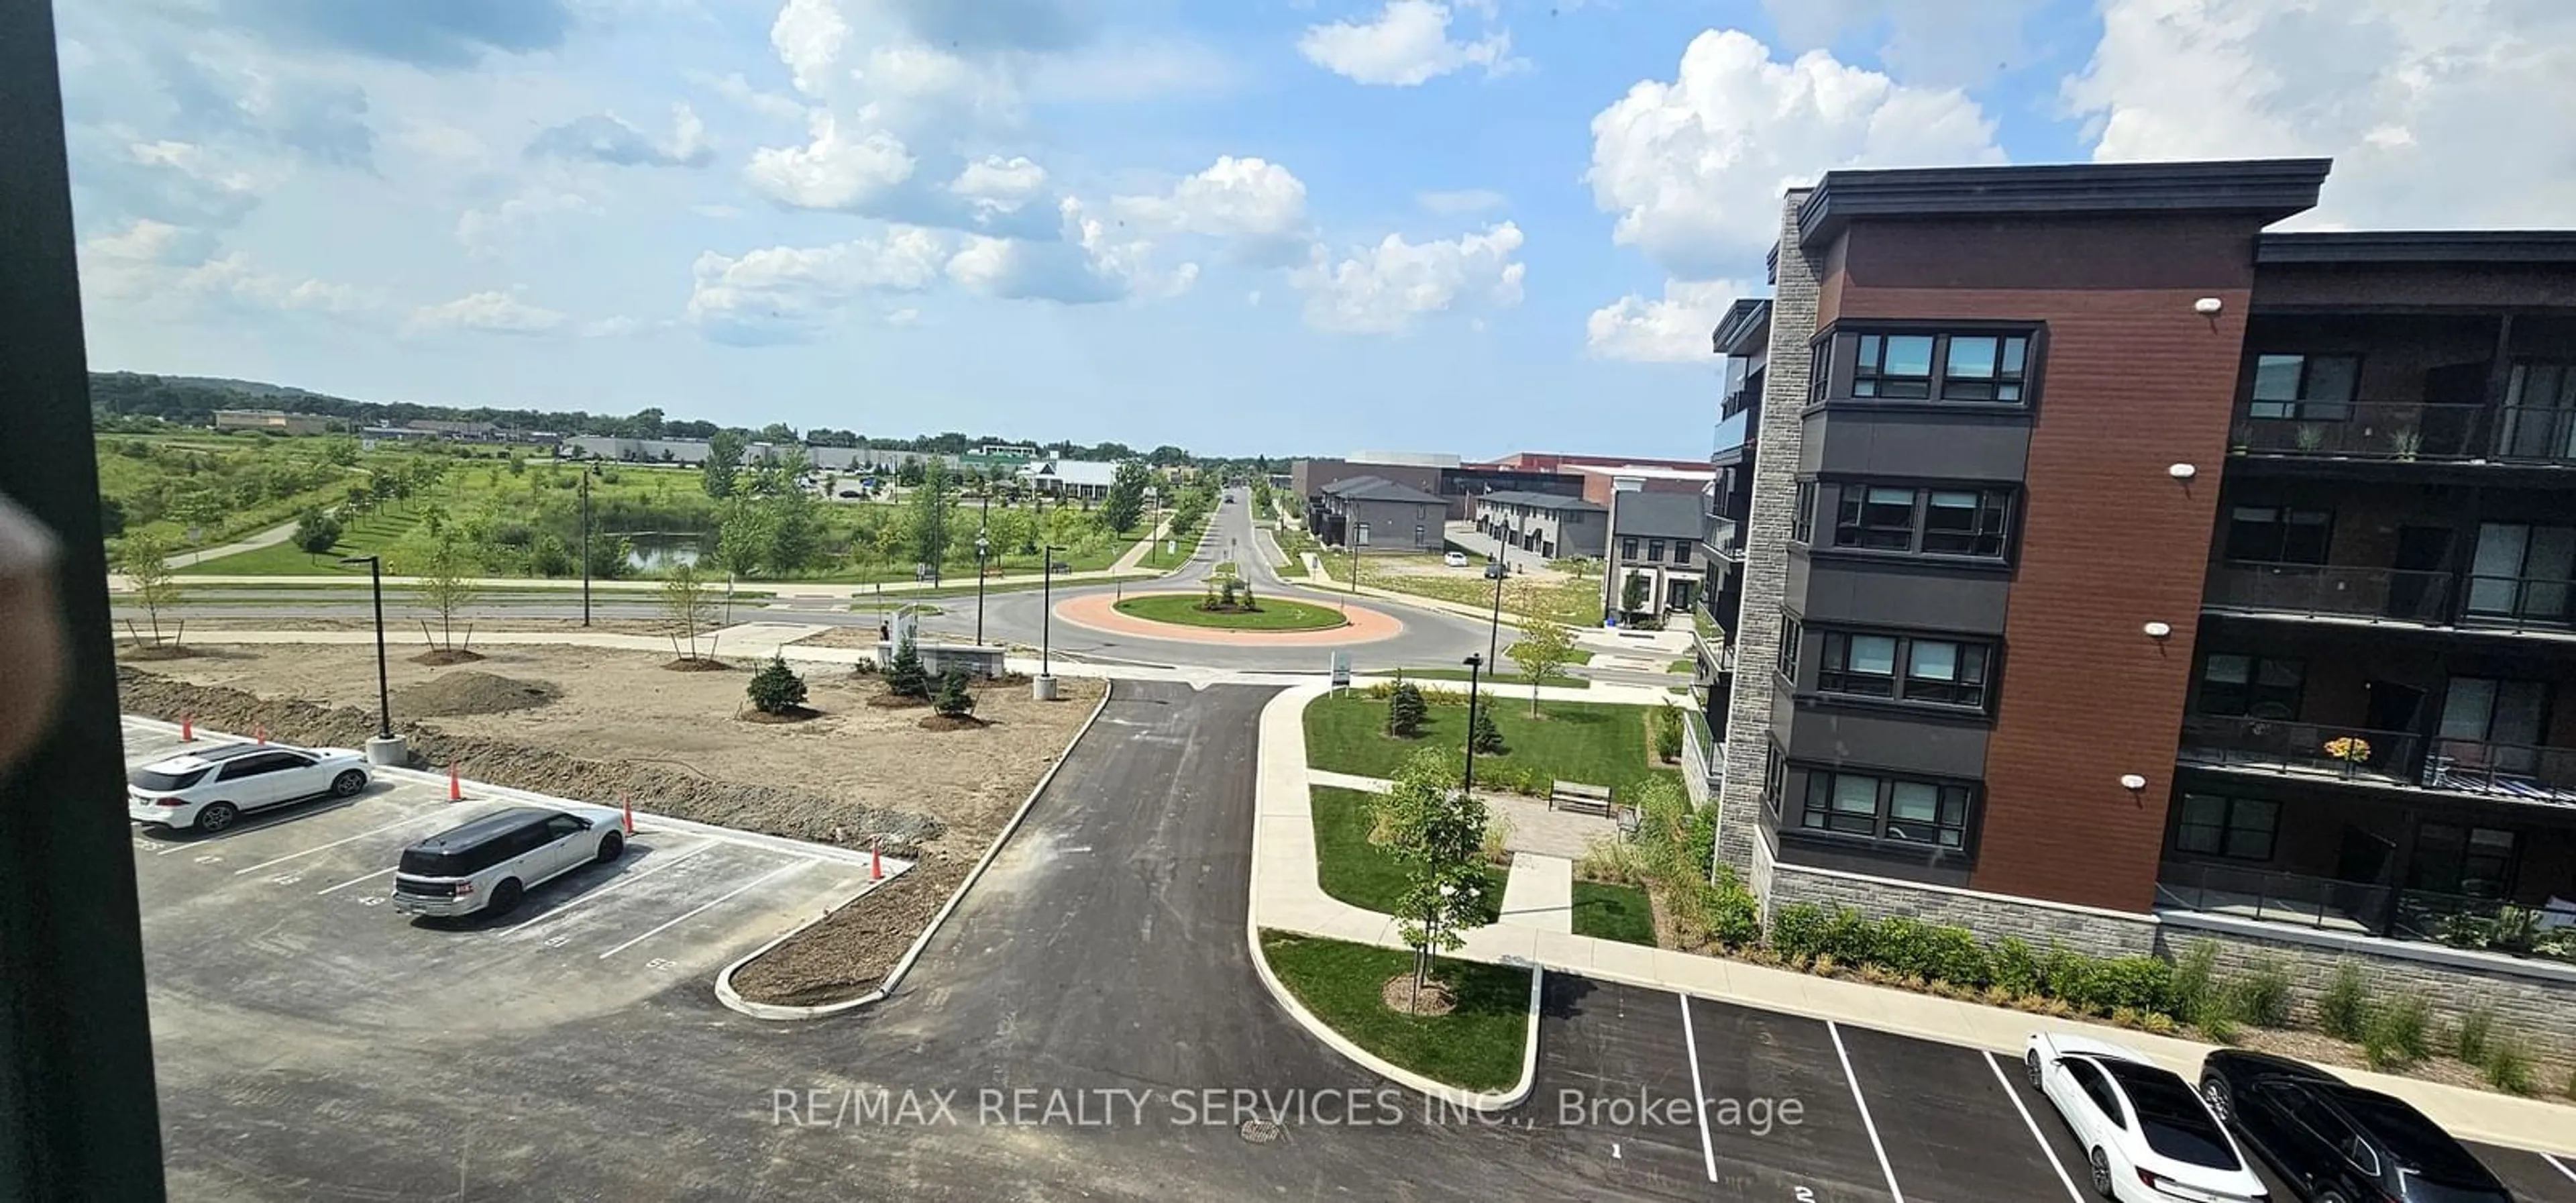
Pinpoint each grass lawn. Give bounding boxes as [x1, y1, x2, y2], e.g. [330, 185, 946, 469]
[176, 507, 426, 574]
[1311, 787, 1503, 921]
[1304, 694, 1678, 796]
[1115, 592, 1346, 631]
[1504, 643, 1593, 666]
[1665, 659, 1696, 674]
[1380, 668, 1590, 690]
[1571, 881, 1657, 946]
[1258, 931, 1531, 1092]
[1354, 560, 1601, 627]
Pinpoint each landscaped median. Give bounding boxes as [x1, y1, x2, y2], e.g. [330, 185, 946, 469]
[1256, 931, 1534, 1094]
[1112, 592, 1346, 632]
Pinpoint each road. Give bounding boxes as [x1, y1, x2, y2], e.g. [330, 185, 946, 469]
[119, 487, 1509, 675]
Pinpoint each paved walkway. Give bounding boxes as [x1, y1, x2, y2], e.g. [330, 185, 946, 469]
[171, 519, 299, 568]
[1249, 680, 2576, 1153]
[1306, 768, 1619, 859]
[1498, 853, 1573, 933]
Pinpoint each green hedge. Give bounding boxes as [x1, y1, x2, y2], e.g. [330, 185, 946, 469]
[1762, 899, 2186, 1022]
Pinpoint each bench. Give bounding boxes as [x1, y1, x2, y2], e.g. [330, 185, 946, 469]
[1548, 781, 1613, 817]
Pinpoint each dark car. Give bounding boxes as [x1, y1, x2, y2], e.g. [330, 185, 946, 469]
[2199, 1050, 2514, 1202]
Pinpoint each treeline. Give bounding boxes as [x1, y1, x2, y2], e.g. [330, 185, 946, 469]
[85, 372, 1226, 466]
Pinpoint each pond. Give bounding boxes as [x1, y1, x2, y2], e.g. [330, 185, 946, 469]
[622, 531, 706, 571]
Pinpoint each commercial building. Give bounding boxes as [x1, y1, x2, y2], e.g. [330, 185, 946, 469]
[1697, 158, 2576, 1033]
[1020, 458, 1120, 500]
[1311, 476, 1448, 554]
[212, 409, 335, 436]
[1471, 490, 1607, 560]
[1563, 462, 1713, 506]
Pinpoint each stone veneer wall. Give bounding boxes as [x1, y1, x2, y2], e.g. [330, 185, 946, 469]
[1770, 862, 2160, 958]
[1714, 191, 1818, 878]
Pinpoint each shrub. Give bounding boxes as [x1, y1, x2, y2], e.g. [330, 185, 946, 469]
[1990, 937, 2041, 998]
[1466, 704, 1505, 754]
[2453, 1008, 2495, 1065]
[1707, 878, 1762, 949]
[1919, 925, 1990, 988]
[2230, 962, 2292, 1029]
[292, 507, 341, 556]
[885, 639, 930, 698]
[2140, 1012, 2178, 1037]
[1576, 837, 1642, 886]
[2094, 957, 2176, 1016]
[1820, 907, 1876, 966]
[932, 669, 977, 718]
[745, 654, 808, 715]
[2317, 965, 2373, 1042]
[2363, 998, 2430, 1069]
[2040, 945, 2103, 1012]
[2481, 1039, 2536, 1095]
[1479, 815, 1514, 868]
[1653, 702, 1684, 763]
[1385, 682, 1427, 737]
[2171, 941, 2220, 1025]
[1770, 904, 1829, 966]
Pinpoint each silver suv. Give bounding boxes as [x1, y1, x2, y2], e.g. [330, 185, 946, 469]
[391, 805, 624, 918]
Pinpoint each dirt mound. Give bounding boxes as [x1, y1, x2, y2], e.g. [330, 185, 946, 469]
[411, 649, 485, 666]
[663, 657, 733, 672]
[119, 643, 202, 662]
[727, 860, 964, 1006]
[740, 706, 823, 724]
[917, 714, 989, 731]
[394, 672, 559, 717]
[115, 668, 946, 848]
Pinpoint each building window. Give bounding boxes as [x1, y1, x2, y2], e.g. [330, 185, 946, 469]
[1791, 480, 1815, 543]
[2174, 793, 2279, 861]
[2249, 354, 2358, 420]
[2408, 823, 2516, 898]
[1648, 539, 1666, 564]
[1799, 769, 1973, 849]
[1776, 615, 1801, 684]
[1817, 631, 1991, 709]
[1764, 743, 1788, 817]
[1622, 537, 1640, 560]
[2197, 653, 2304, 719]
[1852, 334, 1935, 399]
[1809, 339, 1831, 406]
[1939, 335, 2030, 402]
[1832, 484, 2013, 560]
[1671, 541, 1691, 566]
[2223, 505, 2332, 565]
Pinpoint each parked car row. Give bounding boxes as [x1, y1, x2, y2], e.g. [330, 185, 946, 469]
[2025, 1031, 2517, 1202]
[129, 742, 626, 919]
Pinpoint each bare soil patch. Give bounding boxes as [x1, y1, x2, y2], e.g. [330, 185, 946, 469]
[792, 627, 885, 650]
[867, 690, 932, 709]
[394, 671, 559, 718]
[917, 714, 989, 731]
[741, 705, 824, 724]
[410, 649, 486, 666]
[119, 643, 204, 662]
[117, 641, 1101, 1007]
[1381, 974, 1457, 1016]
[663, 656, 733, 672]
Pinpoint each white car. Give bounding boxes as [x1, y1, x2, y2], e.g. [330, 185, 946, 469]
[2024, 1032, 2270, 1203]
[127, 741, 372, 834]
[1443, 551, 1470, 568]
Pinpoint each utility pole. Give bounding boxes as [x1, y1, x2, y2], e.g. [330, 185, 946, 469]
[579, 468, 592, 627]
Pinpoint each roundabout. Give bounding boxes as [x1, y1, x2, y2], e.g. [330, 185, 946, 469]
[1057, 589, 1405, 646]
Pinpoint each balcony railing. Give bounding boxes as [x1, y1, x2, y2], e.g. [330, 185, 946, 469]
[2233, 401, 2576, 466]
[2422, 737, 2576, 806]
[2178, 717, 2420, 785]
[2202, 563, 2455, 622]
[2159, 863, 2576, 962]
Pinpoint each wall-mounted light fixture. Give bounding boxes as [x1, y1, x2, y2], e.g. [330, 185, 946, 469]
[2169, 463, 2197, 480]
[2143, 621, 2172, 639]
[2119, 774, 2149, 792]
[2193, 297, 2223, 315]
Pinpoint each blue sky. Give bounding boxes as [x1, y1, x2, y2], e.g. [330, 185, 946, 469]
[60, 0, 2576, 458]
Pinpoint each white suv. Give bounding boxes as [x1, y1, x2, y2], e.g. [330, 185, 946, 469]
[127, 742, 372, 834]
[391, 805, 626, 919]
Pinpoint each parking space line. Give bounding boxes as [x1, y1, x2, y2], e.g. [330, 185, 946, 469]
[1982, 1051, 2084, 1202]
[230, 811, 459, 876]
[1676, 994, 1717, 1184]
[596, 861, 810, 959]
[2548, 1153, 2575, 1184]
[316, 866, 398, 896]
[1827, 1022, 1907, 1203]
[499, 841, 720, 939]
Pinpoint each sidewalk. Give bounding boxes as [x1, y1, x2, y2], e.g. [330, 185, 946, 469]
[1250, 681, 2576, 1153]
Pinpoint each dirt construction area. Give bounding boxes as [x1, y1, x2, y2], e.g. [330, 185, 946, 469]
[117, 641, 1104, 1004]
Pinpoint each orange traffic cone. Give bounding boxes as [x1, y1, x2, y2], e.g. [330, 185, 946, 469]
[871, 841, 883, 881]
[180, 715, 195, 742]
[447, 765, 463, 801]
[622, 793, 634, 835]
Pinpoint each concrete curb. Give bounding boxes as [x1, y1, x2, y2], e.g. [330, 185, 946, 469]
[1247, 925, 1542, 1115]
[714, 680, 1116, 1021]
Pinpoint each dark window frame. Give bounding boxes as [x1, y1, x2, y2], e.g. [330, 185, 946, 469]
[2222, 505, 2333, 566]
[2171, 792, 2279, 862]
[1790, 480, 1815, 543]
[2248, 352, 2360, 421]
[1815, 325, 2041, 408]
[1815, 629, 1994, 711]
[1776, 615, 1801, 684]
[2196, 652, 2305, 720]
[2407, 822, 2518, 899]
[1621, 536, 1639, 561]
[1764, 742, 1787, 818]
[1831, 482, 2015, 561]
[1852, 333, 1935, 400]
[1794, 765, 1978, 852]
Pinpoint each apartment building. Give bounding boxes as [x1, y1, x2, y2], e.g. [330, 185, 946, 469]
[1699, 160, 2576, 1020]
[1472, 490, 1606, 559]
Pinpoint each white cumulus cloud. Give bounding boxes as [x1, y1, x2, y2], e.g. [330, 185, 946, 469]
[745, 109, 917, 211]
[407, 291, 570, 336]
[1299, 0, 1519, 87]
[1587, 29, 2002, 280]
[688, 226, 950, 343]
[1116, 156, 1311, 266]
[1293, 221, 1525, 335]
[1585, 279, 1755, 364]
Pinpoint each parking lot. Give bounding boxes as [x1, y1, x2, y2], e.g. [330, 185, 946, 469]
[1516, 974, 2576, 1203]
[121, 717, 898, 1035]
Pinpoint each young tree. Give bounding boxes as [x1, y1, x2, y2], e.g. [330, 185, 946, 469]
[1385, 681, 1428, 737]
[1508, 615, 1580, 715]
[714, 497, 773, 580]
[1620, 570, 1650, 617]
[404, 532, 481, 653]
[885, 637, 930, 698]
[932, 668, 977, 719]
[763, 489, 824, 576]
[118, 531, 181, 645]
[1370, 747, 1491, 1004]
[292, 507, 342, 560]
[1467, 704, 1505, 755]
[746, 654, 809, 715]
[702, 430, 746, 499]
[908, 459, 952, 578]
[659, 562, 716, 661]
[1100, 461, 1151, 534]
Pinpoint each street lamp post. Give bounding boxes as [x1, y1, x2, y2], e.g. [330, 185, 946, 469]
[1485, 554, 1506, 669]
[340, 554, 400, 764]
[1460, 653, 1485, 799]
[1036, 543, 1067, 700]
[974, 529, 991, 646]
[579, 466, 593, 627]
